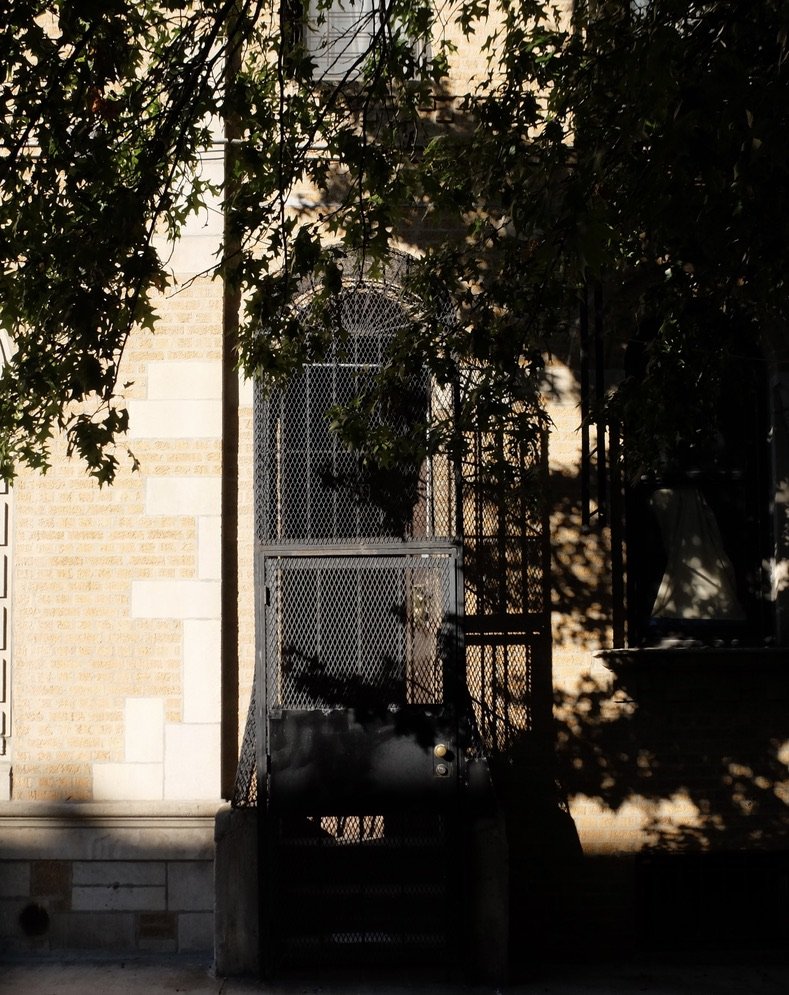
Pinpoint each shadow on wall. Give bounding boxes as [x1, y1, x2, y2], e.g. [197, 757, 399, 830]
[552, 653, 789, 954]
[550, 463, 613, 651]
[543, 385, 789, 956]
[556, 656, 789, 852]
[313, 78, 477, 247]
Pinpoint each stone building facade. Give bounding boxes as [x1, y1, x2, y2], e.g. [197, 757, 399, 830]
[0, 142, 243, 956]
[2, 3, 789, 976]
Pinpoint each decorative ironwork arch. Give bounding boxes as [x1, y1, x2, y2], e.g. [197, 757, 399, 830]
[253, 248, 459, 550]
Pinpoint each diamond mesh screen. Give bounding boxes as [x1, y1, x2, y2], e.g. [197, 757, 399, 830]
[233, 680, 258, 808]
[254, 285, 457, 545]
[264, 552, 458, 711]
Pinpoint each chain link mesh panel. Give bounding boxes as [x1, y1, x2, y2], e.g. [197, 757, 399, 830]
[264, 552, 458, 711]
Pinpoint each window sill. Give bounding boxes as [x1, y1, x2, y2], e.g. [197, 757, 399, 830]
[597, 647, 789, 697]
[599, 646, 789, 669]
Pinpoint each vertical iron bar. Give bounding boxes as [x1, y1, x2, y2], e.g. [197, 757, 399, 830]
[496, 429, 508, 616]
[533, 426, 553, 743]
[425, 381, 435, 539]
[220, 4, 242, 802]
[609, 418, 626, 647]
[474, 427, 484, 614]
[594, 282, 608, 524]
[452, 376, 464, 540]
[580, 285, 591, 526]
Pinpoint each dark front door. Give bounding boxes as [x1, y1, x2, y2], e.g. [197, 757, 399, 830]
[259, 548, 463, 971]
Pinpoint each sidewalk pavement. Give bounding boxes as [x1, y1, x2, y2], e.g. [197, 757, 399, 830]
[2, 958, 789, 995]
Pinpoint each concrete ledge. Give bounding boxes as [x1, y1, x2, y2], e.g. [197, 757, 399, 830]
[0, 801, 224, 859]
[598, 646, 789, 668]
[0, 801, 223, 828]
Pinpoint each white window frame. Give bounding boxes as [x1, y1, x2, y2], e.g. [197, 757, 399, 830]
[305, 0, 381, 80]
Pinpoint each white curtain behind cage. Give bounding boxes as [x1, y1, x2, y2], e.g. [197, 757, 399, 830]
[649, 486, 746, 621]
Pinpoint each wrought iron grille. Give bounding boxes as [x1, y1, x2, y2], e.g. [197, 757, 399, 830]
[465, 638, 534, 755]
[461, 426, 549, 755]
[462, 429, 546, 621]
[263, 552, 459, 712]
[267, 811, 451, 967]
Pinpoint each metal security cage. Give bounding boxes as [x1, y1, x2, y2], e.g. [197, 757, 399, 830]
[252, 261, 468, 971]
[234, 269, 551, 809]
[236, 251, 551, 973]
[255, 272, 466, 815]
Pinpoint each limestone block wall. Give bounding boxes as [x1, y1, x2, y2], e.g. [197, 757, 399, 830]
[0, 802, 217, 955]
[9, 278, 224, 805]
[0, 138, 234, 957]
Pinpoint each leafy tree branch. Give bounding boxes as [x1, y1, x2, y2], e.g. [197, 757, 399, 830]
[1, 1, 787, 484]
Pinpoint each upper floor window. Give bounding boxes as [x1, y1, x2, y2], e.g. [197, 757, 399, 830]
[304, 0, 381, 80]
[624, 338, 772, 647]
